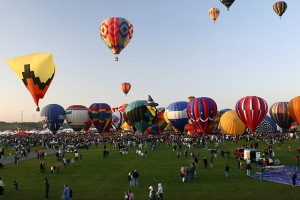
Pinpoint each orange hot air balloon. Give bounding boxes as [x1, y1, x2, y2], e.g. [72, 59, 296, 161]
[121, 82, 131, 96]
[288, 96, 300, 124]
[209, 8, 220, 23]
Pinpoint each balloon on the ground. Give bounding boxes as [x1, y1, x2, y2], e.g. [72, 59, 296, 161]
[82, 119, 92, 133]
[208, 8, 220, 23]
[219, 108, 232, 114]
[65, 105, 89, 132]
[220, 0, 235, 11]
[269, 102, 294, 130]
[100, 17, 134, 61]
[145, 124, 160, 135]
[121, 82, 131, 96]
[88, 103, 112, 133]
[219, 110, 246, 135]
[112, 110, 125, 130]
[188, 96, 195, 102]
[6, 53, 56, 112]
[164, 101, 189, 132]
[288, 96, 300, 125]
[40, 104, 65, 134]
[156, 107, 166, 127]
[235, 96, 268, 133]
[254, 115, 277, 134]
[187, 97, 218, 133]
[273, 1, 287, 19]
[126, 95, 158, 134]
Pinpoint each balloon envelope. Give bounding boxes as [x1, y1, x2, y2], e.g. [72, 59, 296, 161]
[187, 97, 218, 133]
[235, 96, 268, 133]
[273, 1, 287, 18]
[65, 105, 89, 132]
[100, 17, 134, 60]
[220, 110, 246, 135]
[126, 100, 157, 133]
[121, 82, 131, 95]
[88, 103, 112, 133]
[208, 8, 220, 23]
[40, 104, 65, 134]
[220, 0, 235, 10]
[254, 115, 277, 134]
[288, 96, 300, 125]
[164, 101, 189, 132]
[269, 102, 294, 130]
[6, 53, 56, 111]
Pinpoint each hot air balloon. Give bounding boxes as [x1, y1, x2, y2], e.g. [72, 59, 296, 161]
[88, 103, 112, 133]
[100, 17, 134, 61]
[219, 108, 232, 114]
[273, 1, 287, 19]
[269, 102, 294, 131]
[208, 8, 220, 23]
[145, 124, 160, 135]
[121, 82, 131, 96]
[6, 53, 56, 111]
[288, 96, 300, 124]
[126, 95, 158, 134]
[164, 101, 189, 132]
[254, 115, 277, 134]
[219, 110, 246, 135]
[83, 119, 92, 133]
[156, 107, 166, 128]
[220, 0, 235, 11]
[235, 96, 268, 133]
[187, 97, 218, 133]
[65, 105, 90, 132]
[188, 96, 195, 103]
[112, 110, 125, 130]
[40, 104, 65, 134]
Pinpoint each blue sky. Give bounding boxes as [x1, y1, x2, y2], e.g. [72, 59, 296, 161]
[0, 0, 298, 122]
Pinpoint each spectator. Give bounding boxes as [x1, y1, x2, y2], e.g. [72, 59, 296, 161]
[292, 172, 297, 187]
[61, 184, 70, 200]
[132, 170, 139, 187]
[45, 177, 50, 198]
[225, 163, 230, 178]
[14, 180, 18, 190]
[0, 177, 4, 197]
[156, 183, 163, 200]
[246, 163, 252, 177]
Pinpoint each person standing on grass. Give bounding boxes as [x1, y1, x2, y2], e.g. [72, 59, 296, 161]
[61, 184, 70, 200]
[156, 183, 163, 200]
[132, 170, 139, 187]
[246, 163, 252, 177]
[225, 163, 230, 178]
[203, 157, 208, 168]
[45, 177, 50, 198]
[292, 172, 297, 187]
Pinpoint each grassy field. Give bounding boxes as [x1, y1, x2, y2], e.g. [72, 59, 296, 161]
[1, 138, 300, 200]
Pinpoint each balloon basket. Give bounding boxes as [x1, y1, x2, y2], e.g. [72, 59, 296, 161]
[115, 57, 118, 61]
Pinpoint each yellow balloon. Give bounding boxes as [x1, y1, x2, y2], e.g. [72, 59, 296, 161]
[220, 110, 246, 135]
[208, 8, 220, 23]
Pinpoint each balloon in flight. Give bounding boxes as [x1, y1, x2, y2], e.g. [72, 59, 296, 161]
[273, 1, 287, 19]
[208, 8, 220, 23]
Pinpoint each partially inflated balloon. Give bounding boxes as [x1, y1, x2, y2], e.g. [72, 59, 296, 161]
[65, 105, 89, 132]
[40, 104, 65, 134]
[100, 17, 134, 61]
[235, 96, 268, 132]
[6, 53, 56, 111]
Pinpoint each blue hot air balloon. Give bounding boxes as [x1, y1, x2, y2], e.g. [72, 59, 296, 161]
[40, 104, 66, 134]
[164, 101, 189, 132]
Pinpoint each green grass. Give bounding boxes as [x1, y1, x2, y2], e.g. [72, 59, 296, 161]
[1, 138, 300, 200]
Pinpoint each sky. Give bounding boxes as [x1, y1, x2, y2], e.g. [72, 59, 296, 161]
[0, 0, 298, 122]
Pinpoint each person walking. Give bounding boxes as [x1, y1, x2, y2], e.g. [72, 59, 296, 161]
[128, 190, 134, 200]
[156, 183, 163, 200]
[203, 157, 208, 168]
[149, 186, 156, 200]
[225, 163, 230, 178]
[13, 180, 18, 190]
[45, 177, 50, 198]
[61, 184, 70, 200]
[132, 170, 139, 187]
[0, 177, 4, 197]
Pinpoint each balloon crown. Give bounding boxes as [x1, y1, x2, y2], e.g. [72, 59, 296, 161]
[145, 95, 159, 106]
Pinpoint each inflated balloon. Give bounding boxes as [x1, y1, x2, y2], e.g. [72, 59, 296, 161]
[156, 107, 166, 127]
[220, 0, 235, 11]
[88, 103, 112, 133]
[219, 108, 232, 114]
[83, 119, 92, 133]
[288, 96, 300, 124]
[164, 101, 189, 132]
[65, 105, 89, 132]
[273, 1, 287, 19]
[187, 97, 218, 133]
[126, 95, 158, 134]
[112, 110, 125, 130]
[40, 104, 65, 134]
[208, 8, 220, 23]
[269, 102, 294, 130]
[145, 124, 160, 135]
[184, 124, 198, 136]
[235, 96, 268, 133]
[219, 110, 246, 135]
[121, 82, 131, 96]
[188, 96, 195, 102]
[6, 53, 56, 111]
[100, 17, 134, 61]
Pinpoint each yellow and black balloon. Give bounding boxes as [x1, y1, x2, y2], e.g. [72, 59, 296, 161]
[6, 53, 56, 111]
